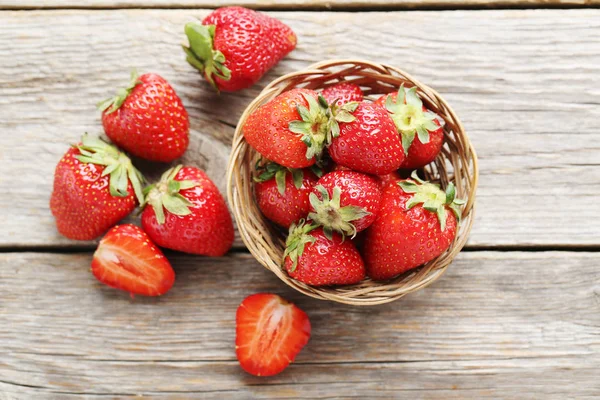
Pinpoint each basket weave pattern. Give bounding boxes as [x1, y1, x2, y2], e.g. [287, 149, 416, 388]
[227, 60, 478, 305]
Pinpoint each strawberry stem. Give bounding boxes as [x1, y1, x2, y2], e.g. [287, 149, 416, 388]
[97, 69, 142, 114]
[74, 134, 145, 204]
[183, 22, 231, 92]
[143, 165, 198, 224]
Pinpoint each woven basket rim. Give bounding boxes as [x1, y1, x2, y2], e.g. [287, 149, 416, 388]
[226, 59, 479, 306]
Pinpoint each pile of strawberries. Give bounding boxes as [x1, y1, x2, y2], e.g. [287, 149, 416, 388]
[245, 82, 464, 286]
[48, 6, 465, 378]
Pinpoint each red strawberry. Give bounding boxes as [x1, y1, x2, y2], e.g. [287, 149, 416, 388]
[321, 82, 364, 106]
[364, 172, 464, 281]
[236, 293, 310, 377]
[375, 85, 444, 169]
[50, 134, 145, 241]
[141, 165, 234, 256]
[92, 224, 175, 296]
[98, 71, 190, 163]
[284, 221, 365, 286]
[254, 161, 320, 228]
[183, 7, 296, 92]
[243, 88, 331, 168]
[328, 101, 405, 175]
[308, 170, 381, 238]
[375, 171, 402, 189]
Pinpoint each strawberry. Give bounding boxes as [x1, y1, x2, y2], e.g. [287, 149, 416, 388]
[183, 7, 296, 92]
[375, 171, 402, 189]
[284, 220, 365, 286]
[50, 134, 144, 241]
[375, 85, 444, 169]
[328, 101, 405, 175]
[243, 88, 330, 168]
[364, 172, 465, 281]
[98, 70, 190, 163]
[308, 170, 381, 238]
[254, 161, 320, 228]
[321, 82, 364, 106]
[141, 165, 234, 256]
[92, 224, 175, 296]
[236, 293, 311, 377]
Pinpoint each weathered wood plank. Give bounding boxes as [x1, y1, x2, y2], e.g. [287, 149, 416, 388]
[1, 9, 599, 248]
[0, 0, 598, 10]
[1, 251, 599, 397]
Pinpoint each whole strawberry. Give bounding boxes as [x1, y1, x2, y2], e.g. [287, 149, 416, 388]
[92, 224, 175, 297]
[375, 85, 444, 169]
[141, 165, 234, 256]
[50, 134, 144, 241]
[254, 161, 320, 228]
[321, 82, 364, 107]
[308, 170, 381, 238]
[283, 220, 365, 286]
[183, 7, 296, 92]
[98, 70, 190, 163]
[328, 101, 405, 175]
[364, 172, 464, 281]
[243, 88, 330, 168]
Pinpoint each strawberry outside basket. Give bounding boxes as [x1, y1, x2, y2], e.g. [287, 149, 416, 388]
[226, 60, 478, 306]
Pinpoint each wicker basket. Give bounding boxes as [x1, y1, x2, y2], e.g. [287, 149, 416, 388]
[226, 60, 478, 306]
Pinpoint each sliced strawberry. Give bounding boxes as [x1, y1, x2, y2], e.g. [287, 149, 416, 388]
[236, 293, 311, 377]
[92, 224, 175, 296]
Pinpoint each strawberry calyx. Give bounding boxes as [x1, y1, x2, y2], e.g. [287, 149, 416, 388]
[254, 160, 322, 196]
[288, 94, 331, 161]
[385, 85, 444, 155]
[97, 69, 142, 114]
[183, 22, 232, 92]
[308, 185, 370, 239]
[142, 165, 198, 224]
[326, 100, 359, 141]
[74, 134, 145, 204]
[283, 219, 318, 272]
[398, 171, 466, 231]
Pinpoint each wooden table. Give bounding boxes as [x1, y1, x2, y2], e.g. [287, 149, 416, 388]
[1, 1, 599, 398]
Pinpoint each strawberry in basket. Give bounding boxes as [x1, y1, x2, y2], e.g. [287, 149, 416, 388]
[183, 7, 296, 92]
[376, 85, 445, 169]
[364, 172, 464, 281]
[254, 160, 320, 228]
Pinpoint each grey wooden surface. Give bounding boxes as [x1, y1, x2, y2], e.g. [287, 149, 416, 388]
[0, 3, 599, 399]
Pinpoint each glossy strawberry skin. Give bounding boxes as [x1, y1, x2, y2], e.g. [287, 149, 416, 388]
[328, 101, 405, 175]
[321, 82, 364, 106]
[204, 7, 296, 92]
[375, 93, 444, 169]
[375, 171, 402, 189]
[243, 88, 319, 168]
[363, 180, 457, 281]
[312, 171, 382, 232]
[236, 293, 311, 377]
[92, 224, 175, 296]
[101, 73, 189, 163]
[142, 167, 234, 256]
[255, 169, 318, 228]
[284, 228, 366, 286]
[50, 147, 136, 241]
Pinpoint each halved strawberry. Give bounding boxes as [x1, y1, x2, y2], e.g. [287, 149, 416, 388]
[236, 293, 311, 377]
[92, 224, 175, 296]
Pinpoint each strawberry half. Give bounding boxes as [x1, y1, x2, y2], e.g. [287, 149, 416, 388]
[92, 224, 175, 296]
[236, 293, 311, 377]
[50, 134, 145, 240]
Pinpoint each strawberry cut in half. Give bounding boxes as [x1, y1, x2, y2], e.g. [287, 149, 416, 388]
[92, 224, 175, 297]
[236, 293, 311, 377]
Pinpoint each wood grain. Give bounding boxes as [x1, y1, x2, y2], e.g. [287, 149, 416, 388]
[1, 251, 599, 398]
[1, 9, 600, 249]
[0, 0, 598, 10]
